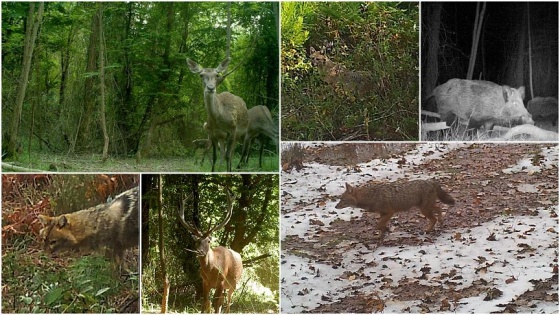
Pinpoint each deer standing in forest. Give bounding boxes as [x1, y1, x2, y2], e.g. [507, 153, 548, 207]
[238, 105, 279, 168]
[187, 58, 248, 172]
[177, 189, 243, 313]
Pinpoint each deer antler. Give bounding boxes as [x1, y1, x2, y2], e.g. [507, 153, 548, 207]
[204, 188, 233, 237]
[177, 198, 203, 237]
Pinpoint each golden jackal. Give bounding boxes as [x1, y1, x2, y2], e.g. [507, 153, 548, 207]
[38, 187, 139, 268]
[335, 180, 455, 237]
[309, 46, 374, 98]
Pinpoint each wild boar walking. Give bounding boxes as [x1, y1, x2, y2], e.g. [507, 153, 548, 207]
[431, 79, 534, 130]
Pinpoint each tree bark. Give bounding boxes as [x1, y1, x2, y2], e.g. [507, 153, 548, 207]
[7, 2, 44, 158]
[98, 4, 109, 161]
[73, 6, 100, 153]
[422, 3, 442, 107]
[158, 175, 170, 313]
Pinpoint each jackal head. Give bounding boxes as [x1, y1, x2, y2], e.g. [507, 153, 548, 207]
[335, 183, 358, 209]
[37, 214, 78, 254]
[309, 46, 332, 68]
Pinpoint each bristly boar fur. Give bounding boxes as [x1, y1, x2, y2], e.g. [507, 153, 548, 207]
[431, 79, 534, 130]
[38, 187, 139, 267]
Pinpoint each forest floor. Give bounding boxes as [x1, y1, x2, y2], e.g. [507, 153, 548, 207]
[2, 152, 278, 172]
[281, 142, 558, 313]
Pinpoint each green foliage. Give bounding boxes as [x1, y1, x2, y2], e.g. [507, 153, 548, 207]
[281, 2, 419, 141]
[2, 248, 136, 313]
[2, 2, 278, 166]
[281, 2, 313, 47]
[141, 174, 279, 313]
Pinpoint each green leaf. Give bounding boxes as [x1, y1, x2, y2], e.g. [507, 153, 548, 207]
[95, 287, 111, 296]
[45, 287, 64, 306]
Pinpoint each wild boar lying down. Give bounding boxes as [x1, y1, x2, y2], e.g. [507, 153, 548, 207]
[431, 79, 534, 130]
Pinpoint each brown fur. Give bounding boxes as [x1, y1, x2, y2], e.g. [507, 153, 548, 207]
[335, 180, 455, 237]
[309, 47, 374, 98]
[37, 187, 139, 267]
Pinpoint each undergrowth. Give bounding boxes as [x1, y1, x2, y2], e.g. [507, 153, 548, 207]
[2, 245, 138, 313]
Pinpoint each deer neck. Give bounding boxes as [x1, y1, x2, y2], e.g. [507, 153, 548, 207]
[203, 91, 224, 121]
[198, 248, 217, 271]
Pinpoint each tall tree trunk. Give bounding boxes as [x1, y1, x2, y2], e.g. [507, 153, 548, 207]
[75, 7, 100, 153]
[231, 175, 273, 253]
[98, 4, 109, 161]
[119, 2, 134, 153]
[526, 3, 533, 98]
[158, 175, 170, 313]
[136, 3, 175, 161]
[467, 2, 486, 80]
[422, 3, 442, 107]
[7, 2, 44, 158]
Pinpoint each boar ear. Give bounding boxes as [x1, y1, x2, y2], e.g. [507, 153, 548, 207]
[345, 182, 354, 193]
[37, 214, 51, 226]
[501, 86, 510, 102]
[55, 215, 68, 228]
[518, 86, 525, 99]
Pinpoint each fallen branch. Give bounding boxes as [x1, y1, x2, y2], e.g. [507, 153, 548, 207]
[243, 253, 272, 267]
[2, 162, 46, 173]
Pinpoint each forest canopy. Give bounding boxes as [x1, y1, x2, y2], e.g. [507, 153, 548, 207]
[2, 2, 279, 164]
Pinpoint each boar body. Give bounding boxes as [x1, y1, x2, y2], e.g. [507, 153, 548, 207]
[433, 79, 534, 130]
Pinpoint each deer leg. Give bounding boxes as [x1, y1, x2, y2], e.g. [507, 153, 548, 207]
[237, 134, 250, 169]
[201, 282, 211, 313]
[246, 137, 254, 166]
[201, 139, 211, 166]
[225, 134, 235, 172]
[213, 285, 225, 313]
[211, 139, 218, 172]
[225, 287, 235, 313]
[219, 141, 225, 165]
[258, 137, 264, 169]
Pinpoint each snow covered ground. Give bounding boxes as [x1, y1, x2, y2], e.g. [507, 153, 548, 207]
[281, 143, 558, 313]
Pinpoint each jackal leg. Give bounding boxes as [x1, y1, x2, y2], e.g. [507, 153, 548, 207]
[420, 205, 442, 232]
[376, 212, 394, 238]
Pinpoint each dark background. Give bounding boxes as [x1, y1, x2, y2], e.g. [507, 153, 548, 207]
[422, 2, 558, 107]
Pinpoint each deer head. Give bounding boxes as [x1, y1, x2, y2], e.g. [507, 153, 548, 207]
[177, 189, 243, 313]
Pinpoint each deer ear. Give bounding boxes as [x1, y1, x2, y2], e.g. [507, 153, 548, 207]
[345, 182, 353, 193]
[186, 58, 202, 74]
[217, 58, 230, 73]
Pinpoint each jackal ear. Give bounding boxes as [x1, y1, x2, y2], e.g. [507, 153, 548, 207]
[55, 215, 68, 228]
[345, 182, 354, 192]
[37, 214, 51, 226]
[310, 46, 317, 54]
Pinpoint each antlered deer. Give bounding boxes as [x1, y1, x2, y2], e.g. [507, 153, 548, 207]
[187, 58, 249, 172]
[238, 105, 279, 169]
[177, 189, 243, 313]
